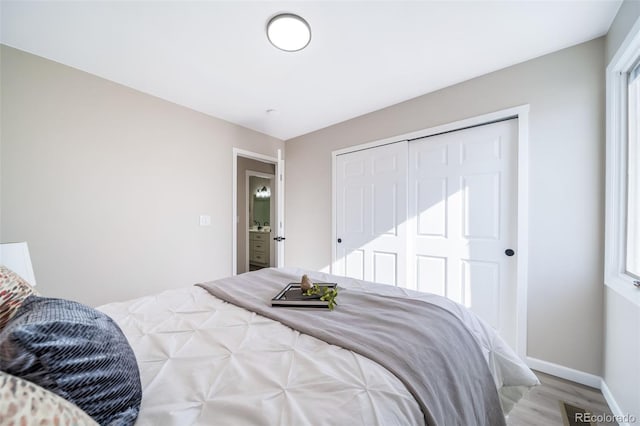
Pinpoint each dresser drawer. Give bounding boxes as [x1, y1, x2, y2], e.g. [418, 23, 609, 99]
[252, 241, 266, 251]
[249, 232, 269, 266]
[252, 232, 268, 242]
[252, 252, 267, 264]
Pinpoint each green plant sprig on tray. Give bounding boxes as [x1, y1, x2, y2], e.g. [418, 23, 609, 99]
[300, 274, 339, 310]
[303, 284, 338, 310]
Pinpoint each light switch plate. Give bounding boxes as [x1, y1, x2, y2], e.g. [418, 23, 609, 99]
[199, 215, 211, 226]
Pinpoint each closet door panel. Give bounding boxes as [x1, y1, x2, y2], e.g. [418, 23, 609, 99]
[409, 119, 517, 349]
[335, 142, 408, 286]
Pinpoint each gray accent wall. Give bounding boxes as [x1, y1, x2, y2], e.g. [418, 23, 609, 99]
[285, 38, 606, 376]
[0, 45, 284, 306]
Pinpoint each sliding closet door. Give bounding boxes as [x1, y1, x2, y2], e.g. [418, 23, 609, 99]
[408, 119, 517, 346]
[335, 142, 408, 286]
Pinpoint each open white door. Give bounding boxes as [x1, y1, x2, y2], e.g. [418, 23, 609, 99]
[232, 148, 283, 275]
[275, 149, 285, 267]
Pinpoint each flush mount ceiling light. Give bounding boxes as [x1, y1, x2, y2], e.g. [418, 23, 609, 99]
[266, 13, 311, 52]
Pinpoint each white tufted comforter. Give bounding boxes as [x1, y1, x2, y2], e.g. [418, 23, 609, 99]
[98, 268, 538, 426]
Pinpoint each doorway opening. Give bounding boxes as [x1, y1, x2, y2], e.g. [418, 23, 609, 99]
[232, 148, 285, 275]
[247, 171, 275, 271]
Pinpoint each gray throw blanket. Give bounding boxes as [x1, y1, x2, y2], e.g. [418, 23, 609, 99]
[198, 270, 505, 426]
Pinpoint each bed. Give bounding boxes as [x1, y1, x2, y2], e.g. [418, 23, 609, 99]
[97, 267, 538, 426]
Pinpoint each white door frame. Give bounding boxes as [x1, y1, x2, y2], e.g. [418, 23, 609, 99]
[331, 105, 530, 359]
[232, 148, 284, 275]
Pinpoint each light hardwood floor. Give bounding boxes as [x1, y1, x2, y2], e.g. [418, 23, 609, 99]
[507, 371, 617, 426]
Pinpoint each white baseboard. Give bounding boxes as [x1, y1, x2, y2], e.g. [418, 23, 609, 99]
[600, 380, 632, 426]
[526, 357, 633, 426]
[526, 356, 602, 388]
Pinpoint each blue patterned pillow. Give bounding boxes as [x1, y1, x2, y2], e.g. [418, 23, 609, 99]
[0, 296, 142, 425]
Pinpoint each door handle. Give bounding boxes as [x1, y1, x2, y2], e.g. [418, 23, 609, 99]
[273, 236, 286, 242]
[337, 238, 342, 243]
[505, 249, 515, 257]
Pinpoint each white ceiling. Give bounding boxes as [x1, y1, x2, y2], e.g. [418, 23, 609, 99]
[0, 1, 622, 140]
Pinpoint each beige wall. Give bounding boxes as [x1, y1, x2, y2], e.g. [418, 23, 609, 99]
[236, 157, 275, 274]
[286, 38, 605, 375]
[0, 45, 284, 306]
[603, 2, 640, 420]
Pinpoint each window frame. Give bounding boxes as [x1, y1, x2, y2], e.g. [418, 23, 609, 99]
[605, 17, 640, 306]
